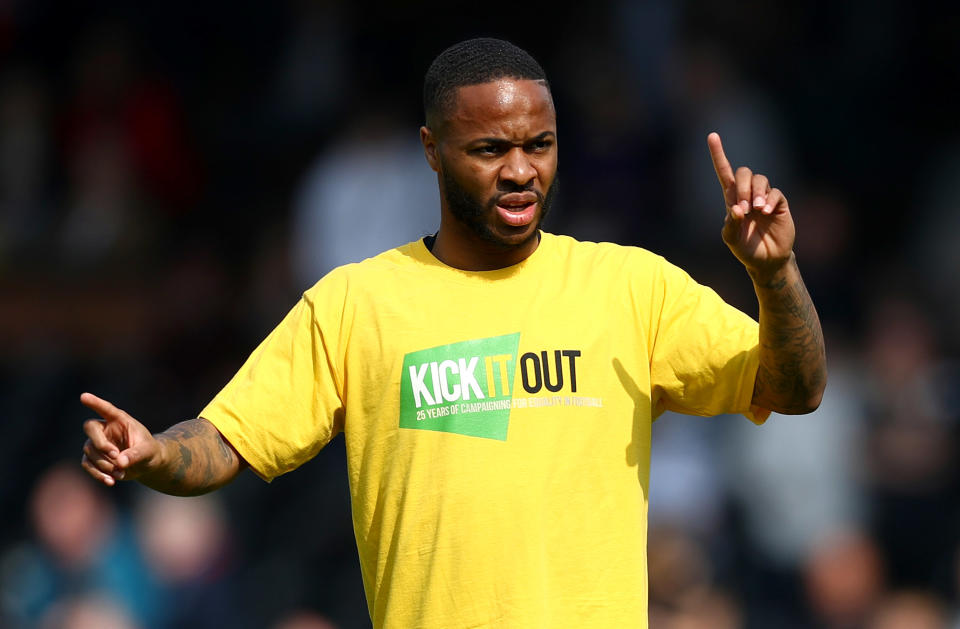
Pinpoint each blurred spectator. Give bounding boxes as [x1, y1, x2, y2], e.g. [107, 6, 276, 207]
[133, 492, 243, 629]
[0, 462, 160, 628]
[649, 412, 725, 537]
[57, 19, 200, 269]
[803, 529, 885, 629]
[39, 594, 141, 629]
[717, 352, 867, 629]
[861, 293, 960, 590]
[290, 105, 438, 287]
[868, 590, 948, 629]
[667, 590, 743, 629]
[721, 354, 867, 568]
[647, 524, 743, 629]
[272, 608, 340, 629]
[58, 121, 147, 266]
[648, 525, 712, 616]
[0, 463, 249, 629]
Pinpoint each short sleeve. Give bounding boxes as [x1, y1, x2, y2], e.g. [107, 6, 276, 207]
[200, 282, 346, 481]
[648, 259, 770, 425]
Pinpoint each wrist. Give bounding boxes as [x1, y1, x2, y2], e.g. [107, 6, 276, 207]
[144, 433, 172, 475]
[747, 252, 797, 287]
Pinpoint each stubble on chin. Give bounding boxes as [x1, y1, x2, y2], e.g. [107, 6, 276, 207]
[440, 169, 555, 250]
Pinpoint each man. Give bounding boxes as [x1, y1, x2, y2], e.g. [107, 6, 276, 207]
[80, 38, 826, 628]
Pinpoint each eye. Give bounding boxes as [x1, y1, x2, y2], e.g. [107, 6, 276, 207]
[526, 139, 553, 153]
[472, 145, 502, 156]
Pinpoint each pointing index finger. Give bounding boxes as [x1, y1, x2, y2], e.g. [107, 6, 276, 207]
[80, 392, 128, 424]
[707, 132, 735, 189]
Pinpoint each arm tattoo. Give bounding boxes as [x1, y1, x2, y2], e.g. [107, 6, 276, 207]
[751, 256, 827, 413]
[147, 418, 244, 496]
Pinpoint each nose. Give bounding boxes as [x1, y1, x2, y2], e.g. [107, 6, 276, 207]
[499, 147, 535, 187]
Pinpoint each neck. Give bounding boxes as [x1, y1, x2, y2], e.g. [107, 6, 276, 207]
[431, 218, 540, 271]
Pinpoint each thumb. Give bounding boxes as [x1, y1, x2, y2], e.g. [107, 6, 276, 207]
[116, 443, 152, 470]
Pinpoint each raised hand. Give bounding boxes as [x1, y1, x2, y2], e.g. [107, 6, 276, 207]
[707, 132, 795, 275]
[80, 392, 162, 486]
[706, 133, 827, 414]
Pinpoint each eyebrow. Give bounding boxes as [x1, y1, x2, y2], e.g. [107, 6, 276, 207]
[470, 131, 556, 146]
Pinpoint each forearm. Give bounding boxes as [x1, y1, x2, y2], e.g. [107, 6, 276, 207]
[750, 253, 827, 414]
[141, 418, 246, 496]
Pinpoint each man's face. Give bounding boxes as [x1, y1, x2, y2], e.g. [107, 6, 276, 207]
[423, 78, 558, 252]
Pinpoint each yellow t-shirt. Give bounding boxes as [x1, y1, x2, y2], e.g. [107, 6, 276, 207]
[201, 232, 767, 629]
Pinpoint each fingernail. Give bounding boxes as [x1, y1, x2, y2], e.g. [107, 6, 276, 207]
[117, 454, 129, 467]
[754, 196, 765, 208]
[763, 204, 773, 214]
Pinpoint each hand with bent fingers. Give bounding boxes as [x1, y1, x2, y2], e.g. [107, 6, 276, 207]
[707, 132, 796, 274]
[80, 392, 162, 486]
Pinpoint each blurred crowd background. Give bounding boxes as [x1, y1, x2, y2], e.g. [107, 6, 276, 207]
[1, 1, 959, 628]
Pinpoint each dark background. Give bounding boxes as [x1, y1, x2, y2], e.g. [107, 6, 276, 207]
[2, 1, 959, 627]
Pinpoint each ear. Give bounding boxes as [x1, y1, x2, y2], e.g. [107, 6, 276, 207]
[420, 126, 440, 173]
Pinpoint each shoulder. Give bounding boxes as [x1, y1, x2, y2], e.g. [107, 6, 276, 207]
[301, 240, 423, 299]
[542, 232, 672, 274]
[541, 233, 701, 307]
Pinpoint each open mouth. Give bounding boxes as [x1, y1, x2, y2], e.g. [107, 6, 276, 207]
[495, 193, 540, 227]
[496, 202, 537, 226]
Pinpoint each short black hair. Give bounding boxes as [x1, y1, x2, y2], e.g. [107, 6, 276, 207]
[423, 37, 549, 127]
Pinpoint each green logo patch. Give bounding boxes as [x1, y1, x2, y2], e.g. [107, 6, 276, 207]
[399, 333, 521, 440]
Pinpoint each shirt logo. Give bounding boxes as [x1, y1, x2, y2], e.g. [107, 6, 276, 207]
[399, 333, 521, 440]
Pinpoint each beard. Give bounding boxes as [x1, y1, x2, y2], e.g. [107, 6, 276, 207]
[441, 167, 557, 249]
